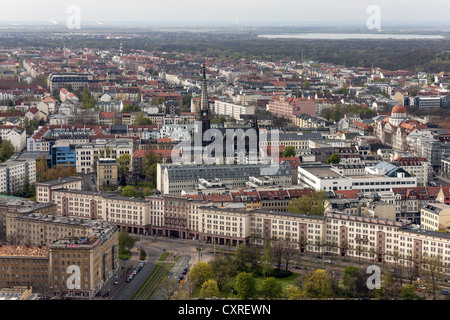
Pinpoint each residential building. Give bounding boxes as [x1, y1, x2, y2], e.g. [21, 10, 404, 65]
[97, 158, 118, 188]
[420, 202, 450, 232]
[0, 159, 36, 194]
[213, 100, 255, 121]
[35, 176, 83, 203]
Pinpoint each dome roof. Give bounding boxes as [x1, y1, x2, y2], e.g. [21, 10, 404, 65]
[392, 105, 406, 113]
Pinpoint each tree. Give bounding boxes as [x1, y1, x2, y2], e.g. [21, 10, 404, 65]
[0, 140, 14, 162]
[260, 241, 274, 277]
[282, 146, 296, 157]
[234, 272, 257, 300]
[159, 277, 180, 300]
[235, 242, 261, 272]
[287, 190, 328, 215]
[261, 277, 283, 300]
[399, 284, 419, 300]
[189, 261, 214, 288]
[341, 266, 369, 298]
[142, 152, 161, 185]
[326, 153, 340, 164]
[118, 153, 131, 186]
[81, 87, 97, 109]
[421, 254, 444, 300]
[210, 254, 237, 291]
[121, 104, 141, 113]
[121, 185, 138, 198]
[286, 284, 303, 300]
[200, 279, 220, 299]
[142, 187, 152, 197]
[134, 112, 153, 125]
[38, 164, 77, 183]
[301, 269, 333, 299]
[118, 229, 136, 252]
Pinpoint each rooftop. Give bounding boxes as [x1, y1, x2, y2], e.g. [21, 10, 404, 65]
[0, 245, 49, 258]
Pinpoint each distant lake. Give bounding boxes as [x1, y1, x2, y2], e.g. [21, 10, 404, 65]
[258, 33, 445, 40]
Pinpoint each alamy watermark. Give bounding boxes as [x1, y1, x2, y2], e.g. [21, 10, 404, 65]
[366, 265, 381, 290]
[366, 5, 381, 31]
[67, 5, 81, 30]
[66, 265, 81, 289]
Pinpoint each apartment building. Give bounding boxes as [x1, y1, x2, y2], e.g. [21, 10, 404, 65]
[0, 159, 36, 194]
[260, 132, 324, 151]
[192, 205, 252, 247]
[97, 158, 118, 188]
[35, 176, 83, 203]
[2, 212, 119, 298]
[0, 245, 49, 292]
[48, 73, 93, 93]
[267, 95, 316, 123]
[324, 211, 412, 263]
[51, 189, 150, 235]
[0, 125, 26, 152]
[75, 138, 134, 174]
[393, 156, 430, 186]
[420, 202, 450, 232]
[250, 209, 325, 253]
[213, 100, 255, 121]
[48, 225, 119, 299]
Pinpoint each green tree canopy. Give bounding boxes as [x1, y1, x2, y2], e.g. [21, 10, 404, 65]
[118, 229, 136, 252]
[234, 272, 257, 300]
[200, 279, 220, 299]
[261, 277, 283, 300]
[0, 140, 14, 163]
[326, 153, 341, 164]
[209, 254, 237, 291]
[287, 190, 328, 215]
[282, 146, 296, 158]
[121, 185, 138, 198]
[189, 261, 214, 288]
[134, 112, 153, 125]
[301, 269, 333, 299]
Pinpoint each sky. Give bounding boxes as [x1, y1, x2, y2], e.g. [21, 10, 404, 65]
[0, 0, 449, 27]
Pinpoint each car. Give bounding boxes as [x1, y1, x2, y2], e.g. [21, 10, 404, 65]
[102, 292, 110, 298]
[114, 275, 119, 285]
[126, 275, 133, 282]
[178, 275, 184, 281]
[140, 261, 145, 267]
[324, 260, 332, 264]
[182, 268, 188, 275]
[442, 289, 450, 295]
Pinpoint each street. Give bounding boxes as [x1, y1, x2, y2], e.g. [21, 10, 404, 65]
[104, 236, 209, 300]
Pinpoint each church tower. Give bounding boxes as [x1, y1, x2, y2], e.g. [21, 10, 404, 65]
[198, 63, 210, 136]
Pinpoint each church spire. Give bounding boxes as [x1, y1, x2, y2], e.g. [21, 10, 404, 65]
[200, 62, 208, 114]
[198, 62, 210, 144]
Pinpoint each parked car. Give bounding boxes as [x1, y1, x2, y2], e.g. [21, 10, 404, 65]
[182, 268, 188, 275]
[442, 289, 449, 295]
[114, 274, 119, 285]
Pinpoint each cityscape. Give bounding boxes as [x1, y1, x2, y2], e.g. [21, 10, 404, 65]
[0, 1, 450, 312]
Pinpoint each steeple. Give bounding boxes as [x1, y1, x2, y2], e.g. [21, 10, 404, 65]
[200, 63, 208, 115]
[198, 62, 210, 135]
